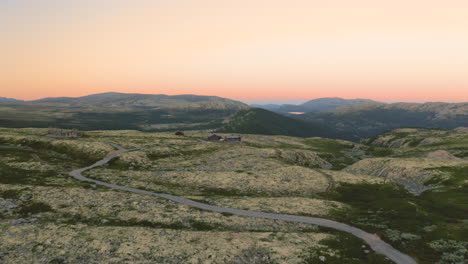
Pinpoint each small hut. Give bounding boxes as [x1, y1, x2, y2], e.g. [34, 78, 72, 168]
[207, 134, 222, 141]
[175, 131, 185, 136]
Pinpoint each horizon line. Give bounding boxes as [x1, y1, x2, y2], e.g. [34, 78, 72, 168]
[1, 91, 467, 104]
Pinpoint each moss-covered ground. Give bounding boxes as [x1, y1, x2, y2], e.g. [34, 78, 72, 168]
[0, 127, 466, 263]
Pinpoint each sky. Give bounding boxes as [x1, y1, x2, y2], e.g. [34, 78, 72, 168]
[1, 0, 468, 103]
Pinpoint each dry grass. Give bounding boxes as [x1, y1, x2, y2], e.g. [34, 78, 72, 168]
[0, 223, 329, 264]
[208, 197, 347, 216]
[344, 157, 467, 183]
[0, 128, 386, 264]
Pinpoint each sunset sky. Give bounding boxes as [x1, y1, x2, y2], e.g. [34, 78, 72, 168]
[1, 0, 468, 103]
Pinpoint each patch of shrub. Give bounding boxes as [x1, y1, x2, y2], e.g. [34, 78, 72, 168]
[188, 219, 225, 231]
[299, 232, 393, 264]
[0, 189, 23, 199]
[429, 239, 468, 264]
[228, 245, 278, 264]
[19, 202, 53, 216]
[0, 162, 61, 186]
[327, 183, 468, 263]
[367, 147, 394, 157]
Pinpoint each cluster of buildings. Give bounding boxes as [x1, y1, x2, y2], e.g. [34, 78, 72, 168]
[175, 131, 241, 142]
[208, 134, 241, 142]
[47, 128, 83, 138]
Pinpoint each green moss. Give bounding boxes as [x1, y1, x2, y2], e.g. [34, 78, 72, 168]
[188, 219, 225, 231]
[0, 162, 58, 185]
[326, 183, 468, 264]
[147, 147, 218, 161]
[18, 202, 53, 216]
[453, 151, 468, 158]
[431, 166, 468, 186]
[367, 147, 394, 157]
[408, 138, 424, 147]
[0, 189, 23, 199]
[300, 232, 394, 264]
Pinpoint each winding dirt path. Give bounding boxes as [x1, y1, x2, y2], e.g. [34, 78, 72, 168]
[69, 144, 417, 264]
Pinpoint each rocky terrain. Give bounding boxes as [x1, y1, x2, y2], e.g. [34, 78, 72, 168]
[0, 127, 466, 263]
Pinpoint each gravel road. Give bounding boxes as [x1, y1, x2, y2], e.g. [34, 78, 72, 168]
[69, 144, 417, 264]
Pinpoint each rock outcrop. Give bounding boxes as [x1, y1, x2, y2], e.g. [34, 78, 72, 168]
[278, 150, 333, 169]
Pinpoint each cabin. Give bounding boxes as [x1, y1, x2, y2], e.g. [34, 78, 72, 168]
[207, 134, 222, 141]
[175, 131, 185, 136]
[47, 128, 82, 138]
[224, 135, 242, 142]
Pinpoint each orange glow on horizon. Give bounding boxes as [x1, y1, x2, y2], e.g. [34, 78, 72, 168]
[1, 0, 468, 102]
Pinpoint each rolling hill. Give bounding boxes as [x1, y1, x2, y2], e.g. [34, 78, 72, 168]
[253, 97, 377, 113]
[1, 93, 466, 141]
[217, 108, 335, 137]
[0, 92, 249, 131]
[0, 97, 23, 103]
[298, 102, 468, 141]
[31, 92, 245, 109]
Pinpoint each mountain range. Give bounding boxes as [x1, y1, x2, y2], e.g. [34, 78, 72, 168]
[252, 97, 377, 113]
[297, 101, 468, 141]
[0, 97, 24, 103]
[0, 93, 466, 141]
[0, 92, 248, 131]
[31, 92, 246, 109]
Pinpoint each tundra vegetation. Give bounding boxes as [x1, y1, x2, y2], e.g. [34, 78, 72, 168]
[0, 127, 466, 263]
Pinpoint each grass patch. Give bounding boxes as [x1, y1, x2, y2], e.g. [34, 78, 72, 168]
[366, 147, 394, 157]
[54, 213, 242, 232]
[0, 189, 24, 199]
[408, 138, 425, 147]
[188, 219, 226, 231]
[18, 202, 53, 216]
[327, 183, 468, 264]
[426, 166, 468, 186]
[147, 147, 219, 161]
[300, 232, 394, 264]
[0, 162, 59, 186]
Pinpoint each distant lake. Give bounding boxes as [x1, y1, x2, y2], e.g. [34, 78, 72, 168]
[288, 112, 305, 115]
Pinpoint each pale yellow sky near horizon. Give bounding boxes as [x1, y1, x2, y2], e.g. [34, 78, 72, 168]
[1, 0, 468, 102]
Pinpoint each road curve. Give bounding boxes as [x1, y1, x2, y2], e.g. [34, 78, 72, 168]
[69, 144, 417, 264]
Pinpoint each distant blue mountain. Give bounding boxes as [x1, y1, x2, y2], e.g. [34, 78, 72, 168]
[0, 97, 23, 103]
[252, 97, 378, 113]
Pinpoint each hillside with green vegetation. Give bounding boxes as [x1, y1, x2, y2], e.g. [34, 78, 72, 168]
[0, 127, 466, 263]
[218, 108, 336, 138]
[298, 98, 376, 111]
[2, 94, 466, 142]
[298, 102, 468, 141]
[31, 92, 243, 108]
[254, 97, 376, 113]
[332, 128, 468, 264]
[0, 92, 249, 132]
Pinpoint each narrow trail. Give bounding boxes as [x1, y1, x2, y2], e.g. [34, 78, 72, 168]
[315, 169, 336, 192]
[69, 144, 417, 264]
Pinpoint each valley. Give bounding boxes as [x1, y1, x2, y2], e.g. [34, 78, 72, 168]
[0, 127, 466, 263]
[1, 93, 467, 142]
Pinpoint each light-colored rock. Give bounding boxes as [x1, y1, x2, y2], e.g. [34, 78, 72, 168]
[426, 150, 462, 161]
[279, 150, 333, 169]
